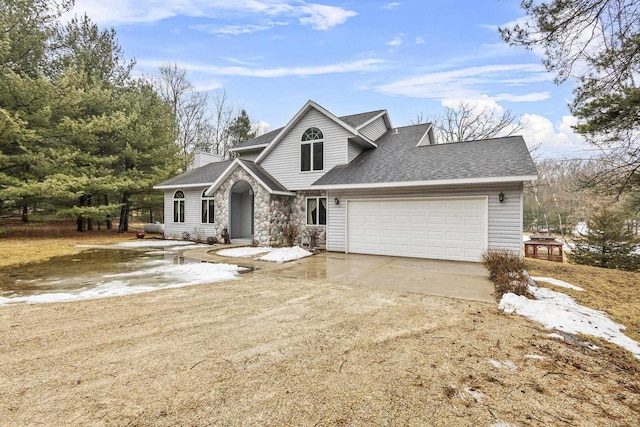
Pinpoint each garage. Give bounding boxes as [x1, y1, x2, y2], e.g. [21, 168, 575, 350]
[346, 197, 488, 262]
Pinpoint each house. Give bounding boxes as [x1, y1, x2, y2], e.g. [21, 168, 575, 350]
[154, 100, 537, 262]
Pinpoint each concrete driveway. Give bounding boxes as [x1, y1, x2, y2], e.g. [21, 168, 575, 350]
[267, 253, 495, 303]
[185, 247, 495, 303]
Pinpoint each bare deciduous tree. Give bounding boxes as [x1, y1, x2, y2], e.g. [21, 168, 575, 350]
[413, 101, 523, 143]
[153, 63, 214, 169]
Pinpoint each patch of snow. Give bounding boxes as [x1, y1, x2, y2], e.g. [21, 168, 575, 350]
[531, 276, 584, 291]
[500, 288, 640, 359]
[258, 246, 313, 263]
[0, 262, 239, 306]
[488, 359, 517, 370]
[113, 240, 196, 248]
[522, 235, 531, 242]
[463, 387, 484, 403]
[524, 354, 546, 360]
[217, 247, 272, 257]
[547, 333, 565, 341]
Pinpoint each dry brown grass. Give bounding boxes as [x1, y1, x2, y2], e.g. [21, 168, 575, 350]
[525, 258, 640, 344]
[0, 220, 142, 268]
[0, 227, 639, 425]
[1, 274, 640, 426]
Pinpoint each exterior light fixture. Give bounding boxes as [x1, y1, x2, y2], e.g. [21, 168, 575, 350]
[498, 192, 505, 203]
[334, 197, 340, 205]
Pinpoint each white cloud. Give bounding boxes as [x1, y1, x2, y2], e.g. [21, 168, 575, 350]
[441, 96, 505, 113]
[69, 0, 357, 30]
[382, 2, 400, 10]
[519, 114, 591, 158]
[414, 36, 425, 45]
[191, 23, 272, 36]
[386, 34, 403, 48]
[374, 63, 552, 103]
[138, 58, 384, 78]
[297, 3, 357, 30]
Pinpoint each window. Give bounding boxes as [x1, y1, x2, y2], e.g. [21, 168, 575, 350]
[201, 190, 215, 223]
[173, 190, 185, 223]
[306, 197, 327, 225]
[301, 127, 324, 171]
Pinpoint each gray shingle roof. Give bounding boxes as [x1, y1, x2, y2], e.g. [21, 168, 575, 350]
[238, 159, 290, 193]
[232, 127, 282, 150]
[313, 126, 537, 186]
[155, 160, 233, 188]
[339, 110, 386, 129]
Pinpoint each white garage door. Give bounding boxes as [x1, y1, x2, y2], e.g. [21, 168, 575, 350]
[347, 197, 488, 262]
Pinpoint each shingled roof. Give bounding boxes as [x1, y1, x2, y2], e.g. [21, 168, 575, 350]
[154, 160, 233, 189]
[313, 126, 537, 187]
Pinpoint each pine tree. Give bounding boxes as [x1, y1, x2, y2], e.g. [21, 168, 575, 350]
[571, 205, 640, 271]
[227, 109, 256, 148]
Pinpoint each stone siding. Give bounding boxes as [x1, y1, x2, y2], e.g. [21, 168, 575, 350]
[208, 166, 326, 247]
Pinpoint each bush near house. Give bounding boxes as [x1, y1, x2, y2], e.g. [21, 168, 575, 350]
[481, 248, 532, 301]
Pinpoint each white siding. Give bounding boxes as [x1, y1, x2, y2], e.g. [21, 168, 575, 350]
[347, 141, 363, 162]
[359, 116, 388, 141]
[326, 183, 523, 255]
[260, 108, 353, 190]
[163, 187, 219, 240]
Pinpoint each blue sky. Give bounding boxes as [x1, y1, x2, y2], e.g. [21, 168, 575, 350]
[70, 0, 592, 158]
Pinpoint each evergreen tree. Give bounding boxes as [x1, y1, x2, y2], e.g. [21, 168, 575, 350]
[571, 205, 640, 271]
[227, 109, 256, 148]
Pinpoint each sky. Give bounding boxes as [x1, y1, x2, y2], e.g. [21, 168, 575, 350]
[68, 0, 594, 159]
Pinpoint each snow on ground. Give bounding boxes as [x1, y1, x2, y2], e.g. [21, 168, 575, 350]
[216, 247, 272, 257]
[488, 359, 517, 370]
[525, 354, 546, 360]
[500, 284, 640, 359]
[531, 276, 584, 291]
[258, 246, 313, 263]
[0, 262, 240, 306]
[548, 333, 565, 341]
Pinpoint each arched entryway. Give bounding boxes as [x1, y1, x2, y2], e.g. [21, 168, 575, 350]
[229, 180, 254, 242]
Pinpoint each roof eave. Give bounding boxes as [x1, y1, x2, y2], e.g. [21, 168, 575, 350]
[154, 182, 213, 190]
[311, 175, 539, 190]
[204, 159, 295, 196]
[229, 143, 269, 152]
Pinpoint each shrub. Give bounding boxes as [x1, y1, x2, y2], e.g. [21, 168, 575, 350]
[282, 222, 299, 247]
[481, 248, 531, 301]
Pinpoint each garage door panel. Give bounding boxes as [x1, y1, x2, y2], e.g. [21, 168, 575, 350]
[347, 198, 487, 262]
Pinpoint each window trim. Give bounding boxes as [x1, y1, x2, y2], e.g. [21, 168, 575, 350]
[173, 190, 185, 223]
[201, 189, 215, 224]
[300, 127, 324, 172]
[306, 196, 327, 226]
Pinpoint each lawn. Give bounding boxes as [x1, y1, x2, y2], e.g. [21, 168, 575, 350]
[525, 258, 640, 344]
[0, 225, 639, 425]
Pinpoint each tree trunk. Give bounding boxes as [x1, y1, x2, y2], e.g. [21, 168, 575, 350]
[76, 195, 86, 232]
[105, 195, 112, 229]
[21, 204, 28, 223]
[87, 194, 93, 230]
[118, 192, 130, 233]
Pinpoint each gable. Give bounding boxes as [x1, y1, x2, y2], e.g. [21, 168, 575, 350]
[358, 115, 389, 141]
[259, 107, 356, 190]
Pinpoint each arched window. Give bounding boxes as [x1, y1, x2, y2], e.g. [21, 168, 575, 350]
[173, 190, 185, 223]
[301, 127, 324, 172]
[201, 189, 215, 223]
